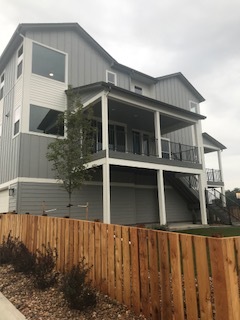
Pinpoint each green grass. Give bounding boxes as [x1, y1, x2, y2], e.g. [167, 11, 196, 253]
[176, 226, 240, 237]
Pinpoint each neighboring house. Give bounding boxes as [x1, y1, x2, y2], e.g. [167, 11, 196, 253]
[0, 23, 226, 225]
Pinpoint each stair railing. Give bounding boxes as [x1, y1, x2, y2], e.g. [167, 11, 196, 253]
[206, 189, 240, 224]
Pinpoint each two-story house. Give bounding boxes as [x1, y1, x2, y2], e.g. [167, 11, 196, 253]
[0, 23, 226, 226]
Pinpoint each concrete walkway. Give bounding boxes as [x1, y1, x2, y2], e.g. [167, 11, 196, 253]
[0, 293, 26, 320]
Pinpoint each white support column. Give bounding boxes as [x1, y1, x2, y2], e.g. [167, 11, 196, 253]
[101, 92, 111, 223]
[154, 111, 162, 158]
[157, 169, 167, 225]
[101, 93, 109, 156]
[102, 162, 111, 224]
[217, 150, 226, 205]
[194, 122, 204, 165]
[198, 173, 208, 225]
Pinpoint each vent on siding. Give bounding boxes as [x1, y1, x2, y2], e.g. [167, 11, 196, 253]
[106, 70, 117, 85]
[189, 101, 198, 113]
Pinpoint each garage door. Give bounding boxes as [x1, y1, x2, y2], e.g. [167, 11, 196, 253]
[0, 189, 9, 213]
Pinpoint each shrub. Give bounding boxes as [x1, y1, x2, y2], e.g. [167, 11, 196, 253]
[11, 240, 36, 274]
[33, 243, 58, 289]
[0, 232, 16, 264]
[62, 259, 97, 310]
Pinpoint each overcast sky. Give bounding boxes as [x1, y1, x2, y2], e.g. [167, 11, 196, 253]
[0, 0, 239, 190]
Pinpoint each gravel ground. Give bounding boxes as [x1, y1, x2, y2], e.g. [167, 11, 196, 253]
[0, 265, 147, 320]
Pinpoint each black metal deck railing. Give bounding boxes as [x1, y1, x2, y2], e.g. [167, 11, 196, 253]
[206, 168, 222, 182]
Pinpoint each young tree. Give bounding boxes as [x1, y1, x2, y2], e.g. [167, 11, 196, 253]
[46, 93, 95, 217]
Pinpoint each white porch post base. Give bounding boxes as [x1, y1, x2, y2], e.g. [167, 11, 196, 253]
[198, 173, 208, 225]
[102, 162, 111, 224]
[157, 169, 167, 225]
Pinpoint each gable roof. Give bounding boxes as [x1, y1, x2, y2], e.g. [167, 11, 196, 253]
[202, 132, 226, 152]
[0, 23, 117, 74]
[0, 23, 204, 104]
[157, 72, 205, 102]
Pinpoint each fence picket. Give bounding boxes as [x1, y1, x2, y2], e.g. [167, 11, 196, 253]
[180, 234, 198, 320]
[158, 232, 172, 320]
[168, 232, 184, 320]
[122, 226, 131, 308]
[148, 230, 160, 320]
[1, 214, 240, 320]
[115, 225, 123, 303]
[107, 224, 115, 299]
[130, 227, 141, 315]
[139, 228, 150, 318]
[101, 223, 108, 294]
[193, 236, 213, 320]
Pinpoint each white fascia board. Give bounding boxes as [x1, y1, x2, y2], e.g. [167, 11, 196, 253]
[82, 91, 104, 109]
[108, 157, 203, 175]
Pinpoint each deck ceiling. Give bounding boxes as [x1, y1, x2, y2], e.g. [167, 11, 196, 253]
[92, 99, 193, 134]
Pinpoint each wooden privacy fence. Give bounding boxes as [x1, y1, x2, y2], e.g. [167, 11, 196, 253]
[1, 214, 240, 320]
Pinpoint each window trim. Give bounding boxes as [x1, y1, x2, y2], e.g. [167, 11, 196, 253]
[31, 41, 67, 83]
[29, 104, 64, 137]
[16, 44, 23, 80]
[189, 100, 199, 113]
[161, 137, 171, 159]
[106, 70, 117, 85]
[134, 85, 143, 95]
[13, 106, 21, 137]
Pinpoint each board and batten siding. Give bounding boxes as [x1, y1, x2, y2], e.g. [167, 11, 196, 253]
[19, 133, 55, 179]
[0, 48, 22, 184]
[156, 77, 201, 110]
[25, 29, 129, 89]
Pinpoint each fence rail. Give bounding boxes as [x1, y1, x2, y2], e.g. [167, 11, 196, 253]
[1, 214, 240, 319]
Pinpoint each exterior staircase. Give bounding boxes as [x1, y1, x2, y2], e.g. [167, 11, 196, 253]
[206, 189, 240, 225]
[165, 172, 240, 225]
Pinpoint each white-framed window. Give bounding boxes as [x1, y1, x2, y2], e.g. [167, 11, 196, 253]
[17, 44, 23, 79]
[0, 73, 4, 100]
[189, 101, 199, 113]
[132, 129, 152, 156]
[161, 138, 171, 159]
[32, 43, 66, 82]
[13, 106, 21, 136]
[29, 104, 64, 136]
[106, 70, 117, 85]
[134, 86, 143, 95]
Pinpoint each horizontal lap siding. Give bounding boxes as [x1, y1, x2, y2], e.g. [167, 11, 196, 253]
[165, 186, 192, 222]
[111, 186, 136, 225]
[18, 182, 102, 220]
[111, 186, 158, 225]
[135, 188, 159, 224]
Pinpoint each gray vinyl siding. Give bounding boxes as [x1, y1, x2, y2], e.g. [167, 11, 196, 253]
[163, 127, 194, 146]
[165, 186, 192, 222]
[135, 188, 159, 223]
[111, 186, 136, 225]
[155, 77, 200, 110]
[17, 182, 103, 220]
[9, 182, 18, 212]
[0, 45, 22, 184]
[19, 133, 55, 179]
[25, 30, 130, 89]
[111, 186, 158, 225]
